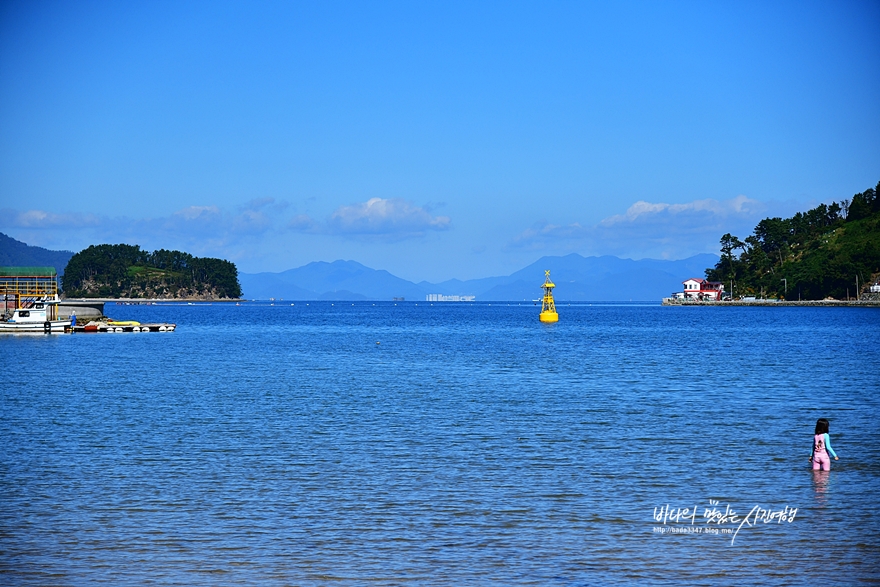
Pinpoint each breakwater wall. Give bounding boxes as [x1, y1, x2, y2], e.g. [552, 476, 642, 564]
[58, 300, 105, 319]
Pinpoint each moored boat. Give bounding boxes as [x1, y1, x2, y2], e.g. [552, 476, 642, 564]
[0, 299, 72, 333]
[1, 267, 72, 333]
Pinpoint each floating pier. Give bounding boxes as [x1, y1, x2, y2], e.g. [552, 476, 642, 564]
[73, 322, 176, 333]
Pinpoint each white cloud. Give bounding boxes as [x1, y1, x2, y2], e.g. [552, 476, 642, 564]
[171, 205, 221, 221]
[512, 222, 589, 244]
[244, 197, 276, 210]
[600, 195, 763, 226]
[287, 214, 317, 231]
[242, 197, 289, 214]
[0, 203, 279, 254]
[0, 209, 102, 229]
[231, 210, 272, 234]
[1, 195, 452, 257]
[327, 198, 451, 237]
[0, 197, 452, 268]
[510, 195, 774, 259]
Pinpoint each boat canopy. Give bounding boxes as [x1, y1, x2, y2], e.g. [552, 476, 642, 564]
[0, 266, 58, 277]
[1, 267, 60, 300]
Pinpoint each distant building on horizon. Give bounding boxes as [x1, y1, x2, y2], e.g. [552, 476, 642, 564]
[426, 294, 476, 302]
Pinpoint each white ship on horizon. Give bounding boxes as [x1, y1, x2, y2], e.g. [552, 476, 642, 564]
[426, 294, 476, 302]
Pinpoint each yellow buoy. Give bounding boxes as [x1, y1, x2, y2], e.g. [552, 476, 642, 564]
[539, 270, 558, 322]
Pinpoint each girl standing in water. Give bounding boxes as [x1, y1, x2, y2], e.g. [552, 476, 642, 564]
[810, 418, 839, 471]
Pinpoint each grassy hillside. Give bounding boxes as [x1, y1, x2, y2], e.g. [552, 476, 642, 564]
[706, 181, 880, 300]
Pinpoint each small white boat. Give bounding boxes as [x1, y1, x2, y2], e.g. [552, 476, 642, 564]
[0, 296, 72, 333]
[1, 267, 72, 333]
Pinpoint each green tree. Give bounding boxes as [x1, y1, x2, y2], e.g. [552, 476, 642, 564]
[703, 179, 880, 300]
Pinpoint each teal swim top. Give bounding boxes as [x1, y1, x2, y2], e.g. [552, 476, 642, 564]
[811, 433, 837, 459]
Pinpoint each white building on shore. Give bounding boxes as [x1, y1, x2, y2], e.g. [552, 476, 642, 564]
[671, 278, 725, 301]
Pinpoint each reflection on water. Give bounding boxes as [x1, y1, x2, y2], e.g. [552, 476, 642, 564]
[1, 303, 879, 586]
[811, 470, 832, 507]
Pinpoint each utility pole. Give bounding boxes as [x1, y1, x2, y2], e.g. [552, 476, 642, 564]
[856, 275, 859, 301]
[781, 278, 787, 298]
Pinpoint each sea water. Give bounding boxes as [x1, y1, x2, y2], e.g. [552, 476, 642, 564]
[1, 302, 879, 585]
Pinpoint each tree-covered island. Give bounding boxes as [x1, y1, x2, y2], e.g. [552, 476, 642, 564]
[706, 181, 880, 300]
[62, 244, 241, 299]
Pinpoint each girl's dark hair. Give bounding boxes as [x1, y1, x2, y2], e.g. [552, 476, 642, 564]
[815, 418, 830, 435]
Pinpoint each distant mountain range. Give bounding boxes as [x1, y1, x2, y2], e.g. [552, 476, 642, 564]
[0, 232, 74, 277]
[0, 231, 719, 301]
[239, 253, 720, 301]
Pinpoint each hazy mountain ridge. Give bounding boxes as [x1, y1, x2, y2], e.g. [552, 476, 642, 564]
[0, 232, 74, 277]
[239, 253, 719, 301]
[242, 260, 428, 300]
[1, 232, 720, 301]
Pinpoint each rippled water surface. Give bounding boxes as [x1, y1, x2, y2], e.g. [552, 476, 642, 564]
[2, 302, 879, 585]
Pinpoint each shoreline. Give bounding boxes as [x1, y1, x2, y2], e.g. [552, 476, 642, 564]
[59, 297, 880, 307]
[662, 299, 880, 307]
[62, 297, 243, 303]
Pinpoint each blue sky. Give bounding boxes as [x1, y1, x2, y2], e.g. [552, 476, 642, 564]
[1, 1, 878, 281]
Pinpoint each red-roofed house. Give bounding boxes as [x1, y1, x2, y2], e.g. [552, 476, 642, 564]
[673, 278, 724, 301]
